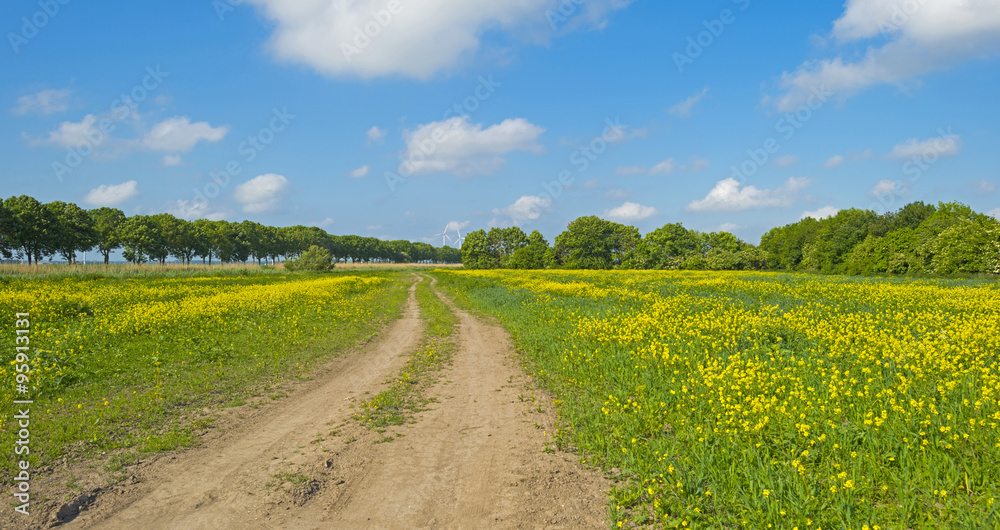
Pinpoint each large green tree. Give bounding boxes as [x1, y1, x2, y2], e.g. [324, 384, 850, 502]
[118, 216, 155, 264]
[460, 230, 492, 269]
[4, 195, 59, 264]
[46, 201, 98, 264]
[90, 207, 126, 264]
[553, 216, 641, 269]
[506, 230, 552, 269]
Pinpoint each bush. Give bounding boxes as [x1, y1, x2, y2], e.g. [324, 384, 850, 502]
[284, 245, 335, 272]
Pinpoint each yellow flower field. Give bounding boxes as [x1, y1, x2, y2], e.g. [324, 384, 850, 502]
[434, 269, 1000, 529]
[1, 270, 405, 474]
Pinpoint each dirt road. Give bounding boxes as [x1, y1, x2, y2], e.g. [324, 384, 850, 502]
[64, 275, 608, 529]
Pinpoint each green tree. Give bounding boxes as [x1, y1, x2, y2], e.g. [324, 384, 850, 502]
[388, 239, 415, 263]
[192, 219, 216, 264]
[437, 245, 462, 264]
[138, 215, 170, 264]
[413, 242, 437, 263]
[868, 201, 936, 238]
[118, 216, 154, 264]
[90, 207, 126, 264]
[0, 198, 12, 259]
[554, 216, 641, 269]
[644, 222, 701, 269]
[460, 230, 492, 269]
[922, 217, 997, 274]
[45, 201, 97, 264]
[506, 230, 552, 269]
[4, 195, 59, 264]
[208, 220, 237, 263]
[759, 217, 822, 270]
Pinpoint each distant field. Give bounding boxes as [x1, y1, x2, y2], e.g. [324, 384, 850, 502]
[432, 269, 1000, 529]
[0, 270, 409, 476]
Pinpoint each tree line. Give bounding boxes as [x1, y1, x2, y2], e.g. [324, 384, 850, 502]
[0, 195, 462, 266]
[760, 201, 999, 275]
[461, 201, 1000, 275]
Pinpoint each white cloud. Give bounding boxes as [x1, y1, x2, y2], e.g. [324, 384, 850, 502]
[870, 179, 900, 197]
[13, 88, 72, 115]
[717, 223, 740, 232]
[249, 0, 632, 80]
[604, 201, 657, 222]
[492, 195, 551, 224]
[988, 208, 1000, 220]
[143, 116, 229, 152]
[366, 126, 386, 144]
[686, 176, 812, 212]
[668, 87, 709, 117]
[349, 165, 370, 178]
[970, 180, 997, 195]
[774, 155, 799, 167]
[162, 154, 183, 166]
[83, 180, 139, 206]
[367, 224, 384, 231]
[40, 114, 105, 147]
[772, 1, 1000, 111]
[853, 148, 874, 161]
[616, 158, 675, 176]
[170, 199, 228, 221]
[617, 127, 648, 142]
[443, 220, 470, 232]
[32, 114, 227, 158]
[317, 217, 335, 229]
[401, 116, 544, 177]
[888, 134, 962, 159]
[690, 156, 711, 172]
[649, 158, 676, 175]
[801, 206, 840, 220]
[233, 173, 289, 213]
[823, 155, 846, 168]
[583, 178, 600, 189]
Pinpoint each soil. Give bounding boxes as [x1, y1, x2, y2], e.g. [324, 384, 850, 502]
[14, 275, 609, 529]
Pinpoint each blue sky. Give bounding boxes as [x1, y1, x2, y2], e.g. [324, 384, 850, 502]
[3, 0, 999, 246]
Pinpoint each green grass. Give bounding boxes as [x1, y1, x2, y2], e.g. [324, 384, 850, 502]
[267, 472, 311, 488]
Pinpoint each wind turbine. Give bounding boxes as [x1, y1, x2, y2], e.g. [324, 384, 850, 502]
[434, 223, 465, 247]
[433, 227, 449, 246]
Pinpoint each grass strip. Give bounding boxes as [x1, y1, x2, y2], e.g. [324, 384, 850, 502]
[354, 276, 458, 432]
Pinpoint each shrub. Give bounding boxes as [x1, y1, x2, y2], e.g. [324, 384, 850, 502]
[284, 245, 334, 272]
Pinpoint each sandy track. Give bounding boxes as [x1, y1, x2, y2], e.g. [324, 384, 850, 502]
[68, 275, 608, 529]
